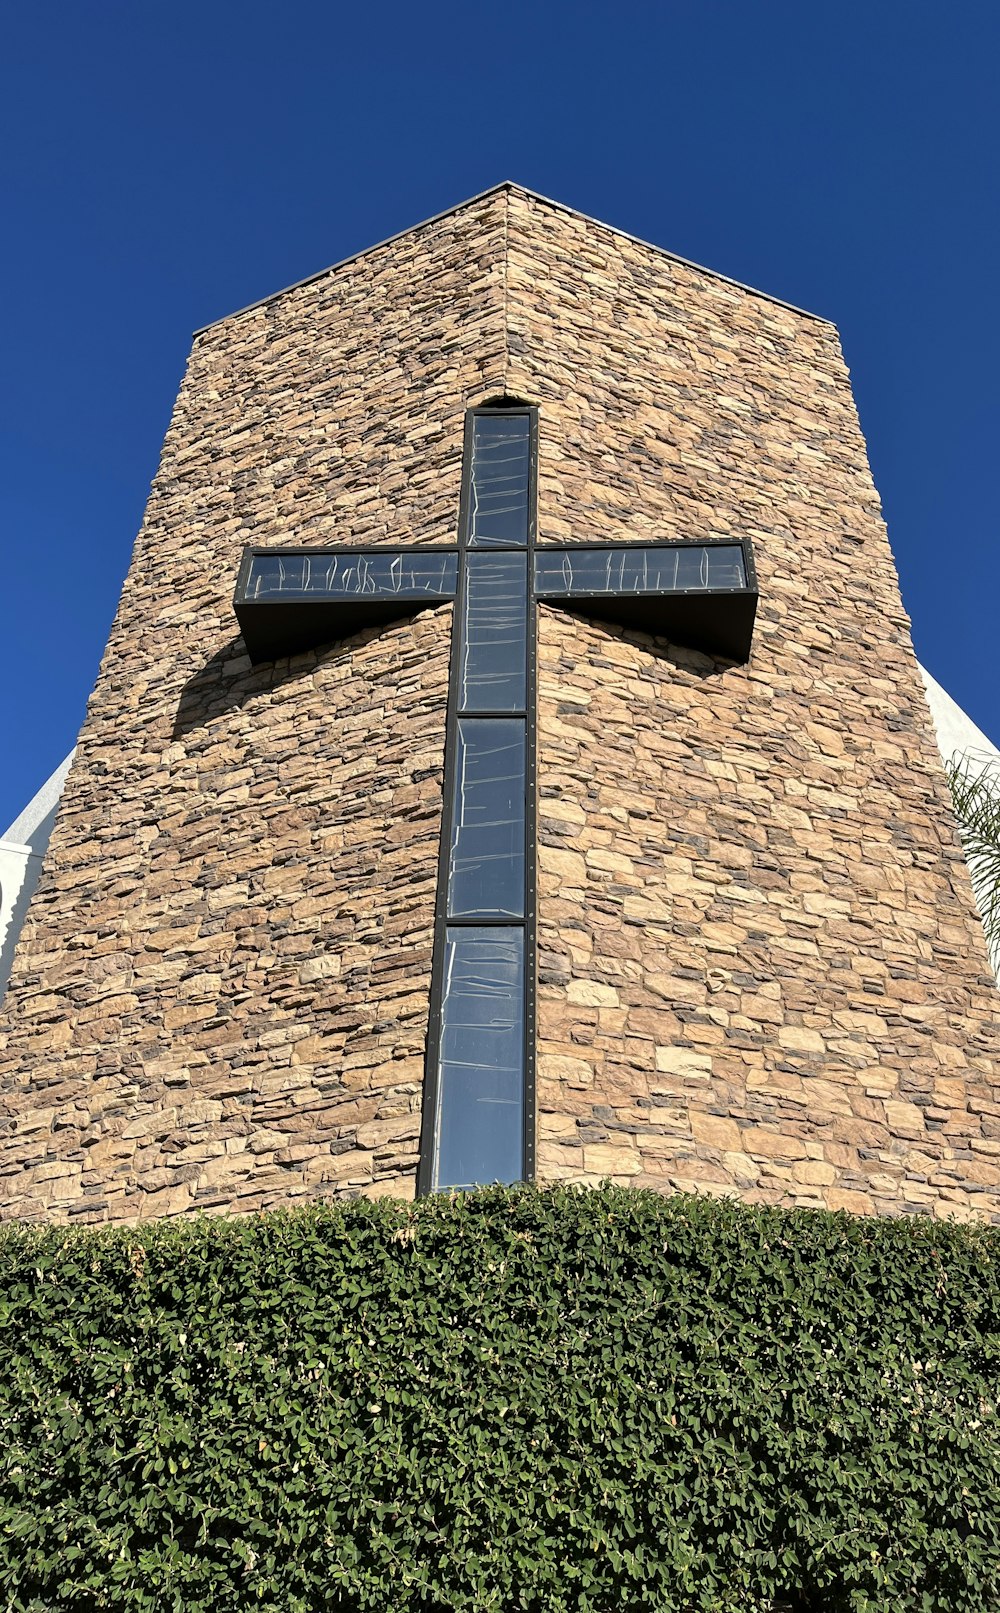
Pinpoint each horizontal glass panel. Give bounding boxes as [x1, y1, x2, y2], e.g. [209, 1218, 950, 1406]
[466, 414, 531, 548]
[244, 550, 458, 600]
[534, 544, 747, 596]
[448, 719, 525, 919]
[434, 926, 524, 1190]
[459, 552, 528, 712]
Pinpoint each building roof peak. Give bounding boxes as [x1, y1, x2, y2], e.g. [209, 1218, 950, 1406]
[193, 181, 831, 337]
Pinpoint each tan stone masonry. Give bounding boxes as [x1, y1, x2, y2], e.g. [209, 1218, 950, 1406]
[1, 184, 997, 1222]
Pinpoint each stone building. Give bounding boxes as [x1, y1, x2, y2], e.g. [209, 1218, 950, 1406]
[1, 183, 998, 1225]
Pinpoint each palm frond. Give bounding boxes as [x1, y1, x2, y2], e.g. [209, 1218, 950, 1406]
[945, 751, 1000, 968]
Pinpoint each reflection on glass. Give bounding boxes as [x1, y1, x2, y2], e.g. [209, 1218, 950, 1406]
[534, 544, 747, 595]
[466, 415, 530, 547]
[246, 550, 458, 599]
[459, 552, 528, 712]
[448, 719, 525, 918]
[434, 927, 524, 1190]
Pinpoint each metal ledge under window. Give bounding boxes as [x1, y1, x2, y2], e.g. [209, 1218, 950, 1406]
[234, 539, 757, 668]
[534, 540, 757, 663]
[233, 547, 459, 665]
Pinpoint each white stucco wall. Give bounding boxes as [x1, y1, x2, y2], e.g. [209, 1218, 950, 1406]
[0, 752, 75, 998]
[919, 665, 1000, 982]
[919, 666, 1000, 771]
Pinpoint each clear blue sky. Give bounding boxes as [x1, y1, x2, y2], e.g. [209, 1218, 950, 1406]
[2, 0, 997, 832]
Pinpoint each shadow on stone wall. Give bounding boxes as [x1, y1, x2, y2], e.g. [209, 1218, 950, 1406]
[171, 623, 408, 741]
[172, 637, 287, 740]
[566, 611, 738, 681]
[174, 610, 731, 742]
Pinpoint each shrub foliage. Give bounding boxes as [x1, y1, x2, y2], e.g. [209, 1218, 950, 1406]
[945, 753, 1000, 970]
[1, 1186, 998, 1612]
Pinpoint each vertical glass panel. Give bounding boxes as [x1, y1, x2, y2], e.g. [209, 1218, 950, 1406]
[434, 927, 524, 1190]
[533, 544, 748, 596]
[447, 719, 525, 918]
[466, 414, 530, 547]
[459, 552, 528, 712]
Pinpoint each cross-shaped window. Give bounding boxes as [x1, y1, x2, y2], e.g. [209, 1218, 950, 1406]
[234, 405, 757, 1193]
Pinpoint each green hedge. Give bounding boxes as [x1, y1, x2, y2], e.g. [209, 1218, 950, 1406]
[1, 1186, 998, 1612]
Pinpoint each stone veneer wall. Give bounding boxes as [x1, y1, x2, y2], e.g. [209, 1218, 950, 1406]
[0, 192, 509, 1221]
[2, 184, 998, 1224]
[500, 192, 1000, 1220]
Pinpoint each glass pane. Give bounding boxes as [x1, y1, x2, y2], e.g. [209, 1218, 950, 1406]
[466, 415, 530, 548]
[434, 927, 524, 1190]
[534, 544, 747, 595]
[447, 719, 525, 918]
[245, 549, 458, 599]
[459, 552, 528, 712]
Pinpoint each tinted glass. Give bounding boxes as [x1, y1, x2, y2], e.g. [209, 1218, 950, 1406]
[434, 927, 524, 1190]
[466, 415, 531, 547]
[534, 544, 747, 595]
[245, 550, 458, 599]
[459, 552, 528, 712]
[447, 718, 525, 918]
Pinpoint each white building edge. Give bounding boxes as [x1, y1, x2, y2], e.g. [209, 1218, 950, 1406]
[918, 667, 999, 775]
[0, 751, 75, 998]
[2, 669, 998, 999]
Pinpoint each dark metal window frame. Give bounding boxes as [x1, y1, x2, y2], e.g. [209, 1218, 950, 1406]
[233, 536, 756, 599]
[234, 544, 463, 597]
[416, 406, 540, 1196]
[231, 416, 758, 1197]
[233, 546, 460, 664]
[533, 534, 757, 585]
[533, 536, 758, 664]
